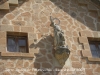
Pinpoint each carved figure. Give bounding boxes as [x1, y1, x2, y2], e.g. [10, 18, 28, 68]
[50, 17, 64, 48]
[50, 16, 70, 66]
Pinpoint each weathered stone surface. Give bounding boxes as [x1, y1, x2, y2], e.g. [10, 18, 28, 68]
[2, 18, 10, 24]
[47, 54, 53, 59]
[35, 0, 42, 3]
[3, 71, 11, 75]
[72, 61, 82, 68]
[0, 1, 9, 10]
[24, 61, 29, 68]
[0, 45, 6, 52]
[28, 33, 37, 40]
[93, 31, 98, 37]
[0, 31, 6, 38]
[83, 64, 90, 68]
[6, 13, 15, 20]
[21, 12, 31, 17]
[21, 27, 34, 32]
[5, 61, 14, 68]
[88, 3, 97, 11]
[79, 37, 88, 43]
[84, 16, 95, 30]
[85, 69, 93, 75]
[12, 20, 25, 26]
[42, 62, 52, 68]
[14, 26, 20, 31]
[0, 38, 6, 45]
[16, 59, 23, 68]
[40, 50, 46, 55]
[71, 55, 79, 61]
[84, 44, 90, 50]
[36, 42, 45, 48]
[33, 62, 41, 69]
[97, 23, 100, 31]
[94, 67, 100, 73]
[0, 25, 13, 31]
[36, 57, 47, 62]
[82, 50, 92, 57]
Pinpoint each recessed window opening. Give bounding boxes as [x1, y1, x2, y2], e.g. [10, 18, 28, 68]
[88, 37, 100, 58]
[7, 32, 28, 53]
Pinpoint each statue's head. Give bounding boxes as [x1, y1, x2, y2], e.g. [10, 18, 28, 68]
[50, 16, 60, 27]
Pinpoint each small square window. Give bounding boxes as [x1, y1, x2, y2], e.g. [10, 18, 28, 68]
[7, 32, 28, 53]
[88, 38, 100, 58]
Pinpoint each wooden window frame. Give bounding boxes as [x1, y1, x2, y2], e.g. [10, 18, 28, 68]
[89, 41, 100, 58]
[0, 31, 34, 58]
[7, 35, 29, 53]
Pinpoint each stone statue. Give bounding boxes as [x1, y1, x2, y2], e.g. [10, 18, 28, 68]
[50, 16, 70, 66]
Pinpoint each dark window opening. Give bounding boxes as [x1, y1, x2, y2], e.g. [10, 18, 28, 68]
[88, 38, 100, 58]
[7, 32, 28, 53]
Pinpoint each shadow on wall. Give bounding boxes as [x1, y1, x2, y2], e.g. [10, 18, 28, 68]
[30, 35, 67, 75]
[50, 0, 100, 31]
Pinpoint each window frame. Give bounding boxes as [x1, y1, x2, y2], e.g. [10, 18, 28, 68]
[7, 35, 29, 53]
[7, 32, 29, 53]
[89, 41, 100, 58]
[0, 31, 34, 58]
[79, 31, 100, 62]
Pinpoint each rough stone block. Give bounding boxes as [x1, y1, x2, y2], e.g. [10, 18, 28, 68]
[0, 38, 6, 46]
[0, 1, 9, 10]
[28, 33, 37, 40]
[72, 61, 82, 68]
[88, 3, 97, 11]
[0, 25, 13, 31]
[82, 50, 92, 57]
[85, 69, 93, 75]
[2, 18, 10, 24]
[79, 37, 88, 44]
[12, 20, 25, 26]
[77, 0, 88, 4]
[83, 44, 90, 50]
[21, 12, 31, 17]
[94, 67, 100, 72]
[9, 0, 18, 5]
[0, 45, 6, 52]
[93, 31, 98, 37]
[14, 26, 20, 32]
[0, 31, 6, 38]
[21, 27, 34, 32]
[6, 13, 15, 20]
[42, 62, 52, 68]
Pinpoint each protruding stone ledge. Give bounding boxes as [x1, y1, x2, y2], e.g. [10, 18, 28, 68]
[88, 57, 100, 62]
[0, 1, 9, 10]
[1, 52, 34, 58]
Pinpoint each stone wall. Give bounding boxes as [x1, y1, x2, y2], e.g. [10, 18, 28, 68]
[0, 0, 100, 75]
